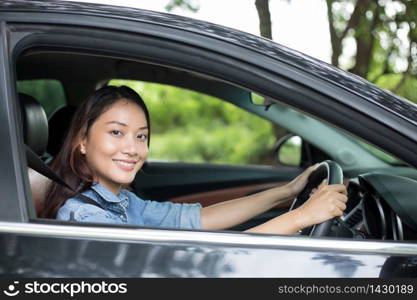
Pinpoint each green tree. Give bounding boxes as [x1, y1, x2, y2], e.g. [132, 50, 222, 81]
[326, 0, 417, 104]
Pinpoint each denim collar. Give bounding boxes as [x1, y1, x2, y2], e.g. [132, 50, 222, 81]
[91, 182, 129, 203]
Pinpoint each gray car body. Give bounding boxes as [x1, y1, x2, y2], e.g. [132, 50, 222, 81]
[0, 0, 417, 277]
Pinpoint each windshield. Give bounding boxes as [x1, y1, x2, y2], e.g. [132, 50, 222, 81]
[356, 141, 405, 166]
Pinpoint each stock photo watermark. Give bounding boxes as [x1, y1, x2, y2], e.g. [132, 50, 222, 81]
[2, 280, 127, 297]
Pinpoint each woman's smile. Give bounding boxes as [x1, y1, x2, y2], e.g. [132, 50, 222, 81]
[113, 159, 138, 171]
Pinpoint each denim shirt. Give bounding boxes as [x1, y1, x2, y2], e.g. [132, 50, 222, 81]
[56, 183, 202, 229]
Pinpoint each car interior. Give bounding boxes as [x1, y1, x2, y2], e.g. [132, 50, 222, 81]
[16, 46, 417, 241]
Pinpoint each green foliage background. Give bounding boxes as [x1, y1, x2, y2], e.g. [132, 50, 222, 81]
[109, 80, 276, 165]
[18, 0, 417, 167]
[16, 76, 408, 166]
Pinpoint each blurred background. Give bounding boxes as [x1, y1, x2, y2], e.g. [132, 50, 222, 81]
[19, 0, 417, 165]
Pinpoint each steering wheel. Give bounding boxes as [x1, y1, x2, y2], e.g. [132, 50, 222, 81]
[289, 160, 343, 237]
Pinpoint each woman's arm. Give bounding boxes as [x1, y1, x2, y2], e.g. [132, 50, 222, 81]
[245, 184, 347, 234]
[200, 165, 319, 230]
[200, 183, 295, 230]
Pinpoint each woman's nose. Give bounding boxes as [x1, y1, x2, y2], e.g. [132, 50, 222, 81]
[122, 135, 139, 156]
[122, 135, 148, 157]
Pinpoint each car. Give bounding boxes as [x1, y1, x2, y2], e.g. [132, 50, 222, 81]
[1, 0, 417, 278]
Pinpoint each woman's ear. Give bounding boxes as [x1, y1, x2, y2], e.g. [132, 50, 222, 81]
[79, 137, 87, 155]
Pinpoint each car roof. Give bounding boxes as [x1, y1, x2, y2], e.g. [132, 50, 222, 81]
[2, 0, 417, 126]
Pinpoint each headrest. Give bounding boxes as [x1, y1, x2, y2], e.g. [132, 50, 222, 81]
[19, 93, 48, 156]
[47, 105, 76, 156]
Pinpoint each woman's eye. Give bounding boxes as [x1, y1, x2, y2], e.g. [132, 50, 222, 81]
[110, 130, 122, 136]
[137, 134, 148, 140]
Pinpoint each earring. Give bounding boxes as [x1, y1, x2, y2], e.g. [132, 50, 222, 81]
[80, 147, 86, 154]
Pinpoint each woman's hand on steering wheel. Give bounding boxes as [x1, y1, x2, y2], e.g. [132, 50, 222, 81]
[286, 164, 319, 197]
[288, 160, 347, 236]
[295, 183, 347, 229]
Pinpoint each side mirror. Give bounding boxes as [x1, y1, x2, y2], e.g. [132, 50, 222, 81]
[275, 134, 302, 166]
[250, 93, 276, 109]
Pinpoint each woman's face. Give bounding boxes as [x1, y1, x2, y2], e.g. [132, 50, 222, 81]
[80, 99, 149, 194]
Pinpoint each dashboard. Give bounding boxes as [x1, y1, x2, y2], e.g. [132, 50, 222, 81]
[340, 174, 417, 241]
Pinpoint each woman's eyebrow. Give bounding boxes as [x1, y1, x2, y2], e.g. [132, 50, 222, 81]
[106, 121, 127, 126]
[106, 121, 148, 130]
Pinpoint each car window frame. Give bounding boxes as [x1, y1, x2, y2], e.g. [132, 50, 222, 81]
[7, 18, 417, 167]
[0, 21, 33, 222]
[3, 19, 417, 255]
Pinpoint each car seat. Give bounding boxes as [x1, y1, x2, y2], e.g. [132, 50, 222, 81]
[20, 93, 48, 156]
[19, 93, 51, 216]
[47, 105, 76, 157]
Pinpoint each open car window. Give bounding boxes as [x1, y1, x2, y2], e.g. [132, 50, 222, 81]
[14, 30, 417, 243]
